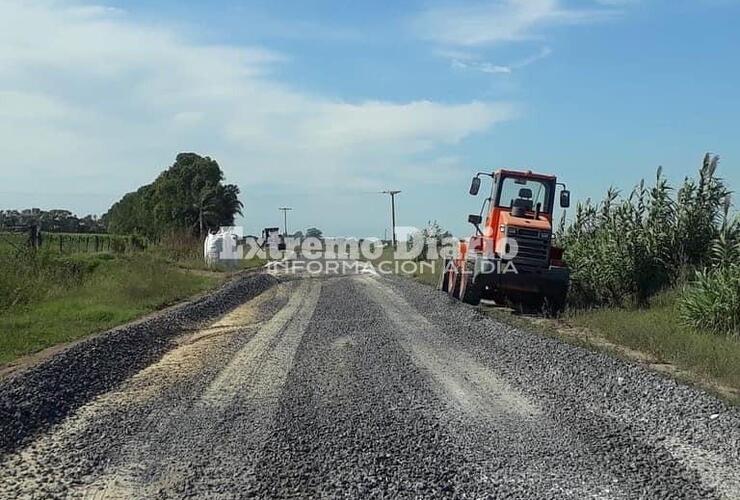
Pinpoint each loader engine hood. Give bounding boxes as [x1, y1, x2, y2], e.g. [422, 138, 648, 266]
[499, 211, 551, 232]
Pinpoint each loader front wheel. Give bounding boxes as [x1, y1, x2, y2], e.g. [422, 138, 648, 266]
[544, 294, 566, 317]
[460, 269, 482, 306]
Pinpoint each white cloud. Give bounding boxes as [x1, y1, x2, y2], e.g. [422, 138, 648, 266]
[414, 0, 619, 46]
[0, 0, 516, 217]
[447, 46, 552, 75]
[433, 48, 479, 62]
[512, 45, 553, 68]
[453, 59, 513, 74]
[594, 0, 639, 5]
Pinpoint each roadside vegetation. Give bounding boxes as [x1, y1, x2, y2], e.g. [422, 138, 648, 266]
[0, 231, 268, 366]
[558, 154, 738, 328]
[0, 152, 256, 367]
[556, 154, 739, 398]
[567, 292, 739, 395]
[152, 231, 265, 273]
[0, 241, 217, 366]
[393, 155, 738, 399]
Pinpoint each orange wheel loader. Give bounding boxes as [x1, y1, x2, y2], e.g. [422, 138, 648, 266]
[438, 169, 571, 315]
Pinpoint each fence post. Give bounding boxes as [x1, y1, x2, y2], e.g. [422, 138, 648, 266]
[28, 224, 41, 250]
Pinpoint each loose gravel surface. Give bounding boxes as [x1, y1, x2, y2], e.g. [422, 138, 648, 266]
[0, 269, 738, 499]
[0, 272, 276, 453]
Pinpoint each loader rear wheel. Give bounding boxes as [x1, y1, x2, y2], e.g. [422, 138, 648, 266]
[447, 266, 461, 299]
[460, 268, 482, 306]
[438, 259, 450, 292]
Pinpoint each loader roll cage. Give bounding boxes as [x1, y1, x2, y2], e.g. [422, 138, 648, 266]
[490, 171, 556, 215]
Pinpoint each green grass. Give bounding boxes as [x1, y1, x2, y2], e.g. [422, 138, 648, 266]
[566, 292, 740, 394]
[0, 253, 219, 365]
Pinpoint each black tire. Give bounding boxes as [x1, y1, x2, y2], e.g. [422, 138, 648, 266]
[460, 262, 482, 305]
[544, 294, 566, 317]
[448, 268, 461, 299]
[438, 259, 450, 292]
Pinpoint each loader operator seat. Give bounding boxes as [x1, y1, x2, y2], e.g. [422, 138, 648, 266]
[512, 188, 534, 211]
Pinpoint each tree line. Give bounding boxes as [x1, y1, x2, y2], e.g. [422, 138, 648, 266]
[0, 209, 105, 233]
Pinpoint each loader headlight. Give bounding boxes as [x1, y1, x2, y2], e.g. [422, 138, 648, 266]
[540, 231, 550, 239]
[506, 226, 517, 236]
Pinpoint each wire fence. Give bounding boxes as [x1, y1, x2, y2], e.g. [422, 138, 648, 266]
[0, 230, 150, 255]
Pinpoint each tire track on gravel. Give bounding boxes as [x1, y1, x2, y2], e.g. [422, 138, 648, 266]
[384, 275, 724, 499]
[249, 276, 618, 498]
[362, 275, 539, 420]
[248, 276, 485, 498]
[78, 279, 322, 499]
[361, 275, 628, 499]
[0, 280, 317, 499]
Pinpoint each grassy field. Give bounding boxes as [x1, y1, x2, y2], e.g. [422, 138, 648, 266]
[0, 231, 267, 366]
[0, 253, 220, 366]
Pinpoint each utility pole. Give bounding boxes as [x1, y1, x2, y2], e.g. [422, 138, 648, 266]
[381, 190, 401, 247]
[279, 207, 292, 236]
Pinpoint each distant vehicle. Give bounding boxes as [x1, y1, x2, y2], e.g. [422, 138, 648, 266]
[263, 227, 286, 251]
[440, 169, 571, 314]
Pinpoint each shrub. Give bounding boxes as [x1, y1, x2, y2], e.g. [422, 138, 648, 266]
[678, 201, 740, 336]
[156, 230, 202, 262]
[679, 265, 740, 336]
[558, 154, 732, 308]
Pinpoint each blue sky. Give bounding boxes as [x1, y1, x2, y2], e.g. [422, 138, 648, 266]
[1, 0, 738, 237]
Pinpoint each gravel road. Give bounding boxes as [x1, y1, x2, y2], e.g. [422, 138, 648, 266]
[1, 268, 738, 499]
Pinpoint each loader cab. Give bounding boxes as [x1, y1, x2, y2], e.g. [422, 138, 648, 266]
[480, 170, 558, 238]
[493, 171, 556, 219]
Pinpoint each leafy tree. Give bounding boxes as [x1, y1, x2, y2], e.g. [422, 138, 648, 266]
[410, 220, 452, 261]
[104, 153, 243, 238]
[306, 227, 323, 239]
